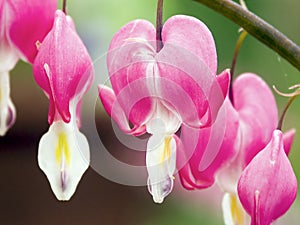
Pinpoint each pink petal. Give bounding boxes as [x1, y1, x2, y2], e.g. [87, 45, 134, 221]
[0, 1, 4, 31]
[216, 69, 230, 98]
[98, 85, 146, 136]
[8, 0, 57, 63]
[177, 134, 206, 190]
[233, 73, 278, 166]
[283, 129, 295, 156]
[179, 98, 239, 189]
[0, 1, 20, 71]
[75, 99, 83, 128]
[237, 130, 297, 225]
[156, 44, 226, 128]
[162, 15, 217, 75]
[107, 20, 156, 128]
[33, 10, 93, 124]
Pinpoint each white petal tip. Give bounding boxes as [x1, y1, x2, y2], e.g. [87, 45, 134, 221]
[146, 135, 177, 204]
[153, 196, 164, 204]
[148, 177, 174, 204]
[0, 129, 7, 136]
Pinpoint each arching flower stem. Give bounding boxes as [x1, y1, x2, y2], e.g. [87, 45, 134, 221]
[229, 30, 248, 104]
[277, 91, 299, 130]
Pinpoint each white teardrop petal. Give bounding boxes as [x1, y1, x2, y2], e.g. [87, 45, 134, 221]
[38, 119, 90, 201]
[146, 134, 176, 203]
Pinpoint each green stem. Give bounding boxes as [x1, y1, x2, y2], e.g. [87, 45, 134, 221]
[156, 0, 164, 52]
[229, 30, 248, 104]
[277, 94, 298, 130]
[193, 0, 300, 71]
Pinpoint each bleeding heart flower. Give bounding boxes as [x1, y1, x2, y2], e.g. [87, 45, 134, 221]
[238, 129, 297, 225]
[0, 0, 57, 135]
[178, 96, 239, 190]
[33, 10, 94, 200]
[215, 73, 295, 225]
[99, 15, 229, 203]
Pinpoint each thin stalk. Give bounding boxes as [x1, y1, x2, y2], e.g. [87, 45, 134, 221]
[277, 94, 298, 130]
[156, 0, 164, 52]
[239, 0, 247, 9]
[62, 0, 67, 14]
[229, 30, 248, 104]
[193, 0, 300, 72]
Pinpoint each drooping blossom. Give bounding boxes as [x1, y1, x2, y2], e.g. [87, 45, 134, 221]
[0, 0, 57, 135]
[179, 72, 296, 224]
[219, 74, 296, 225]
[33, 10, 94, 200]
[238, 129, 297, 225]
[99, 15, 229, 203]
[178, 97, 239, 190]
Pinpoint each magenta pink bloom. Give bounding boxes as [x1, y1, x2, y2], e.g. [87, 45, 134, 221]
[179, 73, 275, 192]
[178, 96, 239, 190]
[33, 10, 94, 200]
[0, 0, 57, 135]
[99, 15, 229, 203]
[238, 130, 297, 225]
[219, 74, 295, 225]
[179, 72, 296, 224]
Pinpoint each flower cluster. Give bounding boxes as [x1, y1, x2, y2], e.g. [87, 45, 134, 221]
[0, 1, 298, 225]
[99, 12, 297, 225]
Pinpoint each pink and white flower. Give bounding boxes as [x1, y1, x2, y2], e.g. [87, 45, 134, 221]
[99, 15, 229, 203]
[0, 0, 57, 135]
[179, 72, 296, 224]
[33, 10, 94, 200]
[217, 74, 295, 225]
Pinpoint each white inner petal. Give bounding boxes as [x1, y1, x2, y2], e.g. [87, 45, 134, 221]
[222, 192, 249, 225]
[146, 133, 176, 203]
[146, 102, 181, 135]
[38, 107, 90, 201]
[0, 71, 16, 136]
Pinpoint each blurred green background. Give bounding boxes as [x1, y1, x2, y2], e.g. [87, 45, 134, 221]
[0, 0, 300, 224]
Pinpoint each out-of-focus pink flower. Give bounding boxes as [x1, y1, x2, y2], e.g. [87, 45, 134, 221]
[238, 129, 297, 225]
[0, 0, 57, 135]
[99, 15, 229, 203]
[33, 10, 94, 201]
